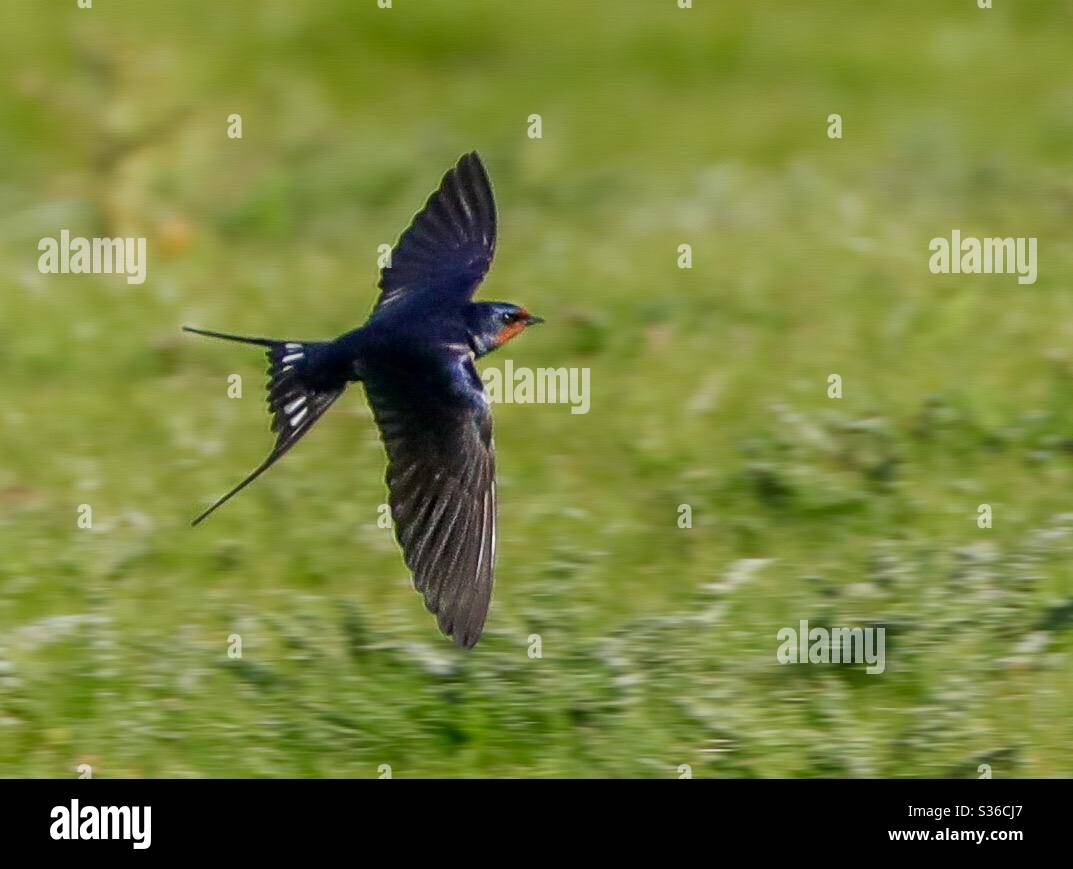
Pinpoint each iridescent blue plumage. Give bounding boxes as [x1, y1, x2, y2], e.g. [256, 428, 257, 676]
[184, 152, 542, 647]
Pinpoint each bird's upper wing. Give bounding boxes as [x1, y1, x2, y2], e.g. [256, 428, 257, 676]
[363, 355, 496, 647]
[374, 151, 497, 312]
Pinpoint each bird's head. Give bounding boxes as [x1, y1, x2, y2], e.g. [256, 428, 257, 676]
[466, 302, 544, 358]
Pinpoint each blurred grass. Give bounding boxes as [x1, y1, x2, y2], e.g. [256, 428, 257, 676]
[1, 0, 1072, 777]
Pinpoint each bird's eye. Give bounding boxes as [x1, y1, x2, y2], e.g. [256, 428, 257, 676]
[501, 312, 514, 324]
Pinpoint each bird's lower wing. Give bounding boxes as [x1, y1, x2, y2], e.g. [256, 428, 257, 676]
[363, 361, 496, 648]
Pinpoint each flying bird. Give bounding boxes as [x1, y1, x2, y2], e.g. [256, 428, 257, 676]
[184, 152, 542, 647]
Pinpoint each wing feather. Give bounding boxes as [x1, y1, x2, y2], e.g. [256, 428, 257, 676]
[364, 356, 497, 647]
[375, 152, 497, 311]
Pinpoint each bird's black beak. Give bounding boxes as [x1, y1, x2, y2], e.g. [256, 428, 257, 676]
[524, 314, 545, 326]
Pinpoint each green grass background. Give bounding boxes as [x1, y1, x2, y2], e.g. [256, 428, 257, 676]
[1, 0, 1072, 777]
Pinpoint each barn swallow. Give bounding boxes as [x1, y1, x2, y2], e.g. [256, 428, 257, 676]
[184, 152, 542, 647]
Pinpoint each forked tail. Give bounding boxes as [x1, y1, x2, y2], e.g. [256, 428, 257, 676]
[183, 325, 346, 525]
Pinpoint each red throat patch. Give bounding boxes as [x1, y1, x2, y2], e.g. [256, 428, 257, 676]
[493, 321, 528, 348]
